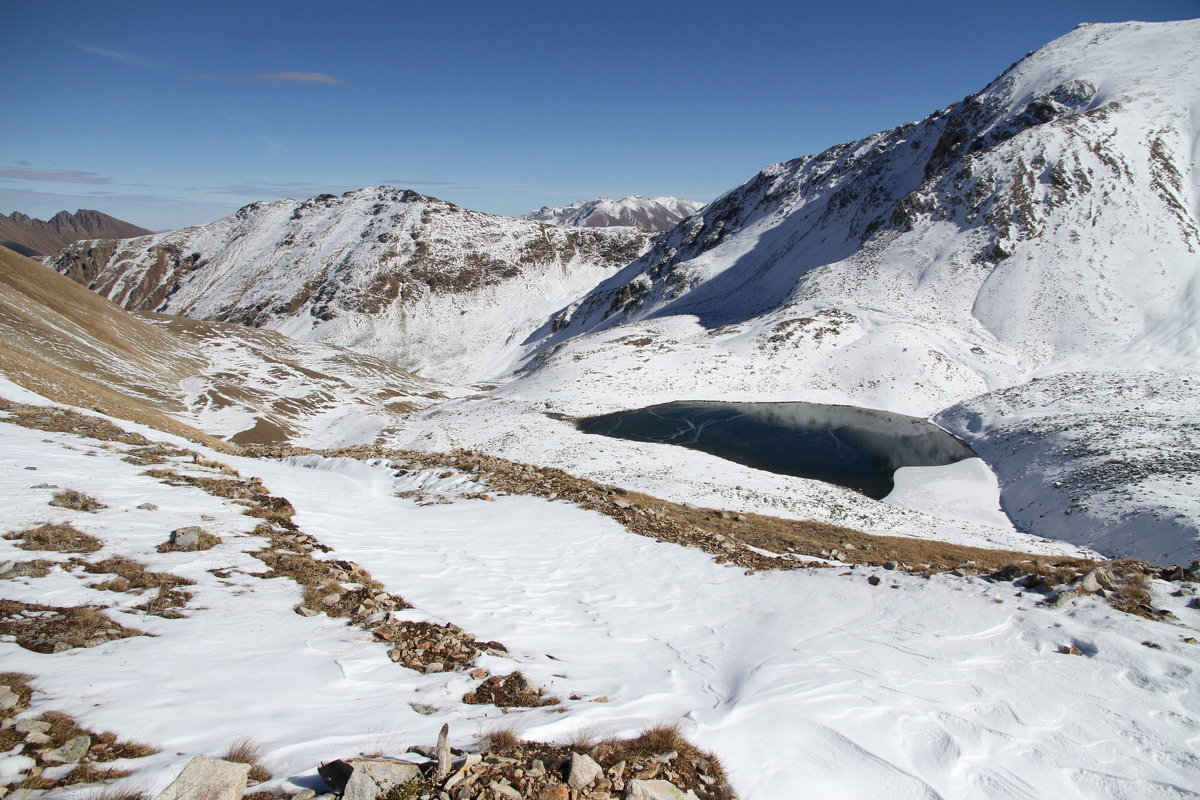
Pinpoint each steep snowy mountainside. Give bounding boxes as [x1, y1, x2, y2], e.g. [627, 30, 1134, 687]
[398, 19, 1200, 563]
[0, 209, 151, 257]
[47, 187, 650, 383]
[523, 195, 705, 232]
[0, 244, 441, 446]
[544, 19, 1199, 376]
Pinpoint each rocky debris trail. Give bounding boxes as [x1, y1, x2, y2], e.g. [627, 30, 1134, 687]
[250, 444, 1193, 620]
[0, 402, 582, 796]
[5, 400, 551, 700]
[0, 672, 158, 794]
[161, 721, 735, 800]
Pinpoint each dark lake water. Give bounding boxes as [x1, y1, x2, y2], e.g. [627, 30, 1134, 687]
[577, 401, 975, 498]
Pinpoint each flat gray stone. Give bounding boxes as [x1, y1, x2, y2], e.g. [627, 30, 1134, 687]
[0, 686, 19, 711]
[169, 527, 202, 549]
[623, 779, 700, 800]
[42, 735, 90, 764]
[155, 755, 250, 800]
[138, 503, 158, 511]
[343, 759, 421, 800]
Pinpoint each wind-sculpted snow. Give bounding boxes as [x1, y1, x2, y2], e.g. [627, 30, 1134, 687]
[523, 195, 705, 232]
[938, 371, 1200, 563]
[47, 188, 650, 383]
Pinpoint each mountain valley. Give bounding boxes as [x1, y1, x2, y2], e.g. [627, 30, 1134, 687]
[2, 16, 1199, 800]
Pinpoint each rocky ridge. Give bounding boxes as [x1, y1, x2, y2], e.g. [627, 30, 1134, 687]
[45, 187, 651, 383]
[0, 209, 151, 258]
[523, 196, 704, 233]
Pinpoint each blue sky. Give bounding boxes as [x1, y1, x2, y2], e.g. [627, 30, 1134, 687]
[3, 0, 1196, 230]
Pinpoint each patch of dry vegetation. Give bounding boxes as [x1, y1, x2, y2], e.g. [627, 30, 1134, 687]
[0, 600, 146, 653]
[74, 556, 196, 617]
[223, 736, 272, 784]
[463, 671, 558, 708]
[0, 400, 152, 445]
[48, 489, 108, 513]
[388, 722, 733, 800]
[5, 521, 102, 553]
[0, 673, 156, 794]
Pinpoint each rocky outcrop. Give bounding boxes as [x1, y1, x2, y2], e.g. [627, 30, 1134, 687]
[0, 209, 150, 257]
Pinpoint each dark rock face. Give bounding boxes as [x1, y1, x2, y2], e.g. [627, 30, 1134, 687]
[0, 209, 151, 257]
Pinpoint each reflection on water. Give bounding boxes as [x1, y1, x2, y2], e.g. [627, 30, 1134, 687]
[578, 401, 975, 499]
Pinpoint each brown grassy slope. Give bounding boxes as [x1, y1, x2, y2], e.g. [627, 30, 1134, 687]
[0, 245, 437, 446]
[0, 244, 204, 396]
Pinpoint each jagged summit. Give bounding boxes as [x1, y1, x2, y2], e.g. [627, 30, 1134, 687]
[46, 186, 650, 383]
[0, 208, 151, 257]
[522, 195, 704, 232]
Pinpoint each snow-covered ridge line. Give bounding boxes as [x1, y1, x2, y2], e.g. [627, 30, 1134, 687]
[522, 195, 705, 232]
[45, 187, 652, 383]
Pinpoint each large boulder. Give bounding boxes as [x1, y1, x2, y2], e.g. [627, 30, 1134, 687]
[155, 755, 251, 800]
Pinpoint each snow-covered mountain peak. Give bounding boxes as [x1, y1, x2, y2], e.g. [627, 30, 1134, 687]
[523, 195, 705, 231]
[46, 186, 651, 383]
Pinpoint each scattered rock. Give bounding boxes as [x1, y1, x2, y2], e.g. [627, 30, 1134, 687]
[867, 575, 881, 586]
[43, 735, 91, 764]
[568, 751, 603, 790]
[623, 778, 699, 799]
[154, 755, 250, 800]
[169, 527, 202, 550]
[463, 671, 555, 708]
[534, 785, 570, 800]
[137, 502, 158, 511]
[349, 760, 422, 800]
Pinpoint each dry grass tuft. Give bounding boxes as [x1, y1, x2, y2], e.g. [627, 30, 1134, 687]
[48, 489, 108, 513]
[478, 723, 522, 753]
[5, 522, 102, 553]
[624, 722, 688, 756]
[81, 786, 149, 800]
[223, 736, 271, 783]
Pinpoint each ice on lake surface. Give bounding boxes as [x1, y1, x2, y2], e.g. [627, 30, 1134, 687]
[579, 400, 975, 498]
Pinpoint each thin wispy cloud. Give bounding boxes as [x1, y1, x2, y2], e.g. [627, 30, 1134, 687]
[199, 182, 352, 198]
[0, 166, 111, 185]
[194, 72, 348, 85]
[76, 44, 163, 69]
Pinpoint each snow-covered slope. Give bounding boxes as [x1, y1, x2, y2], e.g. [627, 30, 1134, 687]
[523, 195, 705, 232]
[2, 384, 1198, 800]
[406, 20, 1200, 562]
[47, 188, 650, 383]
[0, 244, 441, 446]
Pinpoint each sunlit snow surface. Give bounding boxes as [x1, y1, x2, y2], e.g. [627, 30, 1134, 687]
[2, 383, 1199, 799]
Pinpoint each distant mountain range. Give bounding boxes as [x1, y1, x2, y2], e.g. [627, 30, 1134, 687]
[0, 209, 150, 257]
[522, 195, 704, 232]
